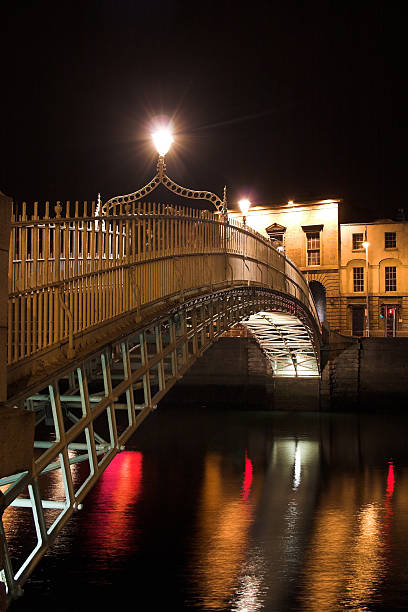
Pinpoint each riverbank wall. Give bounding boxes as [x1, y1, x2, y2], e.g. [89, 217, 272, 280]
[171, 336, 320, 410]
[169, 333, 408, 411]
[321, 334, 408, 411]
[170, 336, 275, 409]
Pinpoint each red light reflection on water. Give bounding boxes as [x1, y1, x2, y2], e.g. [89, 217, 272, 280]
[242, 451, 253, 501]
[85, 450, 143, 557]
[386, 460, 395, 498]
[383, 459, 395, 542]
[98, 450, 143, 506]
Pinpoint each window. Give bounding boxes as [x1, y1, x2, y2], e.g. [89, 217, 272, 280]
[271, 232, 284, 244]
[266, 223, 286, 249]
[353, 267, 364, 292]
[306, 232, 320, 265]
[352, 233, 364, 249]
[385, 232, 396, 249]
[268, 231, 285, 249]
[385, 266, 397, 292]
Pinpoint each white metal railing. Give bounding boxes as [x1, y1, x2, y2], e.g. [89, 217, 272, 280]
[8, 200, 319, 365]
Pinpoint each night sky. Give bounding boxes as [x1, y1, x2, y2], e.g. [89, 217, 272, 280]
[1, 1, 401, 222]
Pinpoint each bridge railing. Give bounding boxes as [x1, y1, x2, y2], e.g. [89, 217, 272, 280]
[8, 200, 318, 366]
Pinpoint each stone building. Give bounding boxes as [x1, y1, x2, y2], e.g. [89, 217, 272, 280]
[230, 199, 342, 331]
[340, 220, 408, 337]
[231, 200, 408, 337]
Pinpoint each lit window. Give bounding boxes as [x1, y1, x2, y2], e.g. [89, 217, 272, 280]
[306, 232, 320, 265]
[353, 267, 364, 292]
[352, 233, 364, 249]
[385, 232, 396, 249]
[385, 266, 397, 292]
[268, 232, 284, 249]
[266, 224, 286, 248]
[272, 232, 284, 244]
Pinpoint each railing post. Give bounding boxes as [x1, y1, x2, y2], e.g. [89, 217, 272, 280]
[223, 211, 229, 286]
[0, 191, 12, 403]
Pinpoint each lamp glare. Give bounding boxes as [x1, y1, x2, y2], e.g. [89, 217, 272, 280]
[238, 199, 251, 216]
[152, 129, 174, 156]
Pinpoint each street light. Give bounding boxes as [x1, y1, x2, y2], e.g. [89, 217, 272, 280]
[363, 237, 369, 337]
[152, 128, 174, 157]
[238, 199, 251, 226]
[101, 125, 227, 216]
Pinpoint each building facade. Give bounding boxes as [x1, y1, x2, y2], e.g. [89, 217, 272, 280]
[232, 200, 408, 337]
[340, 220, 408, 337]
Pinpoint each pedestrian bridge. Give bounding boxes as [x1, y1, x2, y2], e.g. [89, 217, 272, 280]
[6, 199, 320, 389]
[0, 193, 321, 604]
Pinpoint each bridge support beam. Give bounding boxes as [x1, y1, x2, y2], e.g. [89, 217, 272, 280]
[0, 286, 320, 603]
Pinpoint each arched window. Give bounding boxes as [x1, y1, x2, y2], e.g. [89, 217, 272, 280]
[309, 280, 326, 323]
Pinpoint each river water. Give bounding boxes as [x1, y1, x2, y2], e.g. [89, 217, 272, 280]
[6, 399, 408, 611]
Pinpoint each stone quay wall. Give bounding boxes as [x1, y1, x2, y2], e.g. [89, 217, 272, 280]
[170, 334, 408, 412]
[322, 336, 408, 410]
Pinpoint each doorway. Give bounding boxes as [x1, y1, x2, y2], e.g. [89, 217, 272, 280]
[352, 307, 365, 337]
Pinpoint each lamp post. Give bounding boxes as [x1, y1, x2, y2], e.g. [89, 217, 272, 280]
[238, 199, 251, 226]
[363, 236, 370, 337]
[100, 125, 227, 216]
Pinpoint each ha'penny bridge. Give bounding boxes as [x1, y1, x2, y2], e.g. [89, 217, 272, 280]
[0, 134, 321, 606]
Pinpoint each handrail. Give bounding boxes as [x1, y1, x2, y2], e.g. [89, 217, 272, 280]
[7, 201, 319, 366]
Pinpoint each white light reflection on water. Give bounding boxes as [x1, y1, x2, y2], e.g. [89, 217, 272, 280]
[293, 443, 301, 490]
[230, 438, 320, 612]
[230, 547, 267, 612]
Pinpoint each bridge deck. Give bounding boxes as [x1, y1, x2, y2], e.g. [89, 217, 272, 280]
[1, 201, 321, 605]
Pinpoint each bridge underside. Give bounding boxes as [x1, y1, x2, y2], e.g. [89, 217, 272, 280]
[243, 312, 320, 377]
[1, 285, 320, 602]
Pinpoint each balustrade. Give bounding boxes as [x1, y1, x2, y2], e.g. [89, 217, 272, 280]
[8, 200, 318, 365]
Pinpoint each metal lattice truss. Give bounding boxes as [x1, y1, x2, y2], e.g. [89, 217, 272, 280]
[243, 311, 320, 377]
[101, 156, 226, 215]
[0, 287, 320, 605]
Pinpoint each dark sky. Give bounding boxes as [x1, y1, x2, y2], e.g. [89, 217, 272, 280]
[1, 0, 401, 222]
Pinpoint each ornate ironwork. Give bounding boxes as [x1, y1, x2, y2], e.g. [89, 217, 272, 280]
[244, 311, 320, 377]
[102, 154, 226, 215]
[1, 283, 320, 605]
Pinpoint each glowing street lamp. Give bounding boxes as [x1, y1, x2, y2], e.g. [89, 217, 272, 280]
[101, 123, 227, 217]
[238, 199, 251, 225]
[152, 128, 174, 157]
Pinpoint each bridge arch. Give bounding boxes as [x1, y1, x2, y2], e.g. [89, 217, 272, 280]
[3, 200, 322, 602]
[1, 124, 325, 602]
[7, 284, 321, 426]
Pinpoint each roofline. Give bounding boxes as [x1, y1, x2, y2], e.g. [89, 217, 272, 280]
[227, 198, 342, 214]
[341, 220, 405, 227]
[255, 198, 342, 209]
